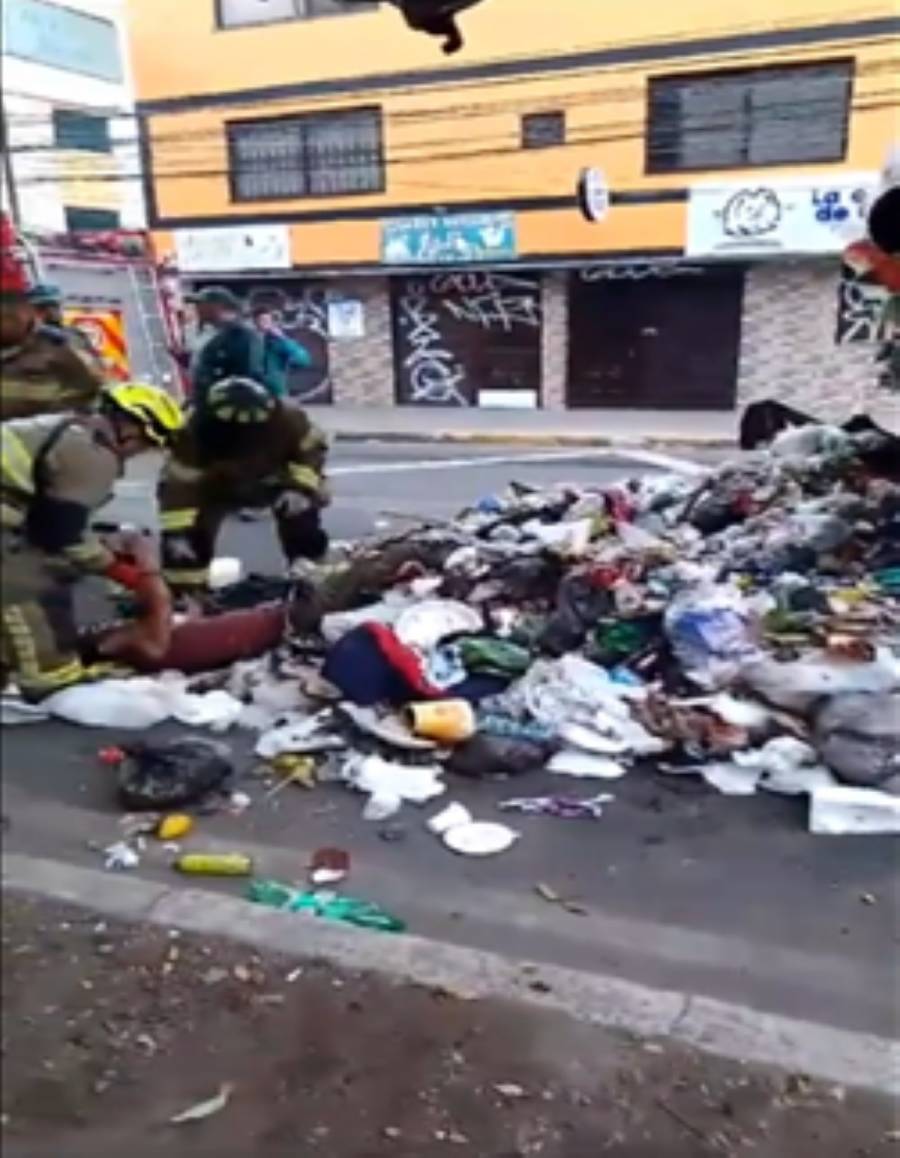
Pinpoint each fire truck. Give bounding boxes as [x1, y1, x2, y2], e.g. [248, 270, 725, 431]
[2, 210, 183, 393]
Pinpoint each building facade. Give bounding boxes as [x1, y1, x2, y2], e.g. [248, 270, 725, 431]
[127, 0, 899, 421]
[2, 0, 144, 234]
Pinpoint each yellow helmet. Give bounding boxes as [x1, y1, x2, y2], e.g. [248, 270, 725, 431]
[102, 382, 184, 447]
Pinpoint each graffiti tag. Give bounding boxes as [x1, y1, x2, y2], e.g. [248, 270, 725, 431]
[398, 281, 467, 406]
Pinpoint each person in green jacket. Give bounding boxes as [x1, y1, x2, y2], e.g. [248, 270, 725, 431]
[249, 294, 313, 400]
[186, 286, 269, 408]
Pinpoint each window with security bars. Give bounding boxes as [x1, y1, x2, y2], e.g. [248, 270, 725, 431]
[228, 108, 385, 201]
[521, 111, 566, 149]
[217, 0, 378, 28]
[646, 60, 853, 173]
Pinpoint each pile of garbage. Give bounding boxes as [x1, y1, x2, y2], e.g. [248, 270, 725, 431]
[13, 411, 900, 844]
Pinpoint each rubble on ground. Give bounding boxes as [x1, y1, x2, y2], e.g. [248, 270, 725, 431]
[5, 410, 899, 871]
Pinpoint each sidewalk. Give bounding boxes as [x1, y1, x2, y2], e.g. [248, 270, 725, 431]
[310, 405, 740, 448]
[4, 893, 895, 1157]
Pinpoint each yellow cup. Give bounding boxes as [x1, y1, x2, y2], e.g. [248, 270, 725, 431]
[407, 700, 476, 744]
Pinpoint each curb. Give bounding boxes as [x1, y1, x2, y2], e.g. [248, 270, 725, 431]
[4, 853, 898, 1097]
[330, 431, 736, 450]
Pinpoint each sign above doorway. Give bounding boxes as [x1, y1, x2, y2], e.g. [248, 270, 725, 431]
[174, 224, 291, 273]
[382, 212, 517, 265]
[686, 173, 879, 259]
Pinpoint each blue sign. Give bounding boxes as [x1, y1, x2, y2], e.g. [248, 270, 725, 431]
[382, 212, 517, 265]
[3, 0, 122, 82]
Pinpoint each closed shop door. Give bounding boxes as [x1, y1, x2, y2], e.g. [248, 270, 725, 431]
[567, 268, 744, 409]
[214, 281, 332, 404]
[392, 272, 542, 407]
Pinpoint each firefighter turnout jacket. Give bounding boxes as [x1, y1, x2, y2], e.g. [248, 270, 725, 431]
[1, 323, 106, 420]
[1, 415, 123, 699]
[158, 402, 330, 592]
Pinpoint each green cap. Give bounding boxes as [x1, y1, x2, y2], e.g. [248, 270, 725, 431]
[186, 285, 242, 309]
[27, 282, 63, 305]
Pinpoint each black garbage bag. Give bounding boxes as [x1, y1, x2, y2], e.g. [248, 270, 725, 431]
[447, 733, 553, 779]
[740, 399, 900, 481]
[118, 737, 234, 810]
[539, 575, 613, 656]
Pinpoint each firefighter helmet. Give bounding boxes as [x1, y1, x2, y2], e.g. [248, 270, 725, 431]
[205, 377, 276, 424]
[103, 382, 185, 447]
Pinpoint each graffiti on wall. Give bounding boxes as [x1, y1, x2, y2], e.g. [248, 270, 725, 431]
[835, 262, 890, 345]
[580, 264, 705, 282]
[211, 281, 332, 404]
[393, 272, 542, 407]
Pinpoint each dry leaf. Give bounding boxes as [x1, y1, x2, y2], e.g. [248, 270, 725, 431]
[169, 1083, 234, 1125]
[493, 1083, 527, 1099]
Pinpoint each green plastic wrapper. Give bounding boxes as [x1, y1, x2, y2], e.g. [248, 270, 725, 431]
[246, 880, 406, 933]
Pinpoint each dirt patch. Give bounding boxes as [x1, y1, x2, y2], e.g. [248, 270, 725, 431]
[1, 895, 893, 1157]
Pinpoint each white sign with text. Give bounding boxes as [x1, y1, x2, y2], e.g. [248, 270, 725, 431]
[175, 225, 291, 273]
[686, 173, 879, 258]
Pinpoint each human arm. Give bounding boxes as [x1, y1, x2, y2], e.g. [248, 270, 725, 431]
[270, 331, 312, 371]
[279, 410, 331, 507]
[93, 570, 173, 666]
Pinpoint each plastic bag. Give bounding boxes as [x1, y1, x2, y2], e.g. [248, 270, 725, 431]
[44, 676, 244, 732]
[814, 693, 900, 792]
[538, 575, 613, 657]
[343, 754, 446, 806]
[665, 584, 759, 689]
[742, 648, 900, 713]
[809, 785, 900, 835]
[247, 880, 406, 932]
[118, 737, 233, 810]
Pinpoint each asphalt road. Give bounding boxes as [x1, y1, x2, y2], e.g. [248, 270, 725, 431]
[3, 442, 897, 1043]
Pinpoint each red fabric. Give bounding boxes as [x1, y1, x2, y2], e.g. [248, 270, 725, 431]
[157, 606, 286, 674]
[105, 560, 144, 591]
[365, 622, 444, 698]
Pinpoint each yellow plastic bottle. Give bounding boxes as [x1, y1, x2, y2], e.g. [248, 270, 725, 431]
[174, 853, 253, 876]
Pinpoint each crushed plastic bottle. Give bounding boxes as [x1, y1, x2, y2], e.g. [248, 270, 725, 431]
[246, 880, 406, 933]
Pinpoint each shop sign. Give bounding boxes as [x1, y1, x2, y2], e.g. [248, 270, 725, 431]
[686, 173, 879, 258]
[382, 212, 517, 265]
[174, 225, 291, 273]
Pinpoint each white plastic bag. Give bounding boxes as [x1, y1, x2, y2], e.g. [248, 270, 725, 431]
[809, 785, 900, 835]
[742, 648, 900, 713]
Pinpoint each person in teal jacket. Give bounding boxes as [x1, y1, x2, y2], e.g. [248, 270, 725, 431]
[249, 298, 312, 400]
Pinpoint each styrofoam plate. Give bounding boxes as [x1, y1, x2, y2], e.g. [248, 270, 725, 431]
[442, 822, 519, 857]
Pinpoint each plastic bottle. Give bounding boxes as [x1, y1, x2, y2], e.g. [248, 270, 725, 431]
[175, 853, 253, 876]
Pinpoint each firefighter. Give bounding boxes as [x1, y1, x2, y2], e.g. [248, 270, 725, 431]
[27, 282, 99, 360]
[158, 377, 330, 597]
[1, 281, 106, 420]
[1, 382, 184, 701]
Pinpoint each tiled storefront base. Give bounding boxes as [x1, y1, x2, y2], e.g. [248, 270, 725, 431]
[327, 277, 394, 407]
[736, 262, 896, 426]
[324, 264, 897, 428]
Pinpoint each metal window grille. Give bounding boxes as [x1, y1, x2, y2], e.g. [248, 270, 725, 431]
[228, 107, 384, 201]
[647, 60, 853, 173]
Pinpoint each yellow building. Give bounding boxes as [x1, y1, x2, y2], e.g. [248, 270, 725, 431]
[127, 0, 899, 414]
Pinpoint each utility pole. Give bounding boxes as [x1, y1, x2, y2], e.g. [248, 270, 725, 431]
[0, 98, 22, 227]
